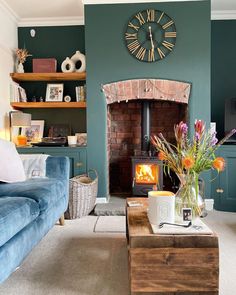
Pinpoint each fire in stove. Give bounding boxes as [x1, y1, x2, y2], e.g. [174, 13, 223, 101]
[132, 157, 163, 196]
[135, 164, 158, 185]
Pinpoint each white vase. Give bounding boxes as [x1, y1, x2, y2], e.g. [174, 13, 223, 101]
[17, 62, 24, 73]
[61, 57, 75, 73]
[70, 50, 86, 73]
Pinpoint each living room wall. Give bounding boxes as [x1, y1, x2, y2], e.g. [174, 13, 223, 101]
[85, 0, 211, 198]
[211, 20, 236, 139]
[0, 4, 17, 139]
[18, 26, 86, 135]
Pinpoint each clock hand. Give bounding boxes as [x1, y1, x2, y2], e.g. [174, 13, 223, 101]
[148, 26, 154, 49]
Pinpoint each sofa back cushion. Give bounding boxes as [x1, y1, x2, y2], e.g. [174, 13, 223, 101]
[0, 139, 26, 183]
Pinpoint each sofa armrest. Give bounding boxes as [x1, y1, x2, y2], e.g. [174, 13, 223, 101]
[46, 156, 70, 181]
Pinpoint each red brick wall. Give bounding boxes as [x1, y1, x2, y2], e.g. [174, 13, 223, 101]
[150, 101, 187, 142]
[108, 101, 141, 193]
[108, 100, 187, 194]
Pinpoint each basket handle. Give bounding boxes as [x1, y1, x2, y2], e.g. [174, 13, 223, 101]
[87, 169, 98, 180]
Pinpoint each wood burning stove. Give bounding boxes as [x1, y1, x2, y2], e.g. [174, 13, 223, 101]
[131, 100, 163, 195]
[132, 156, 163, 195]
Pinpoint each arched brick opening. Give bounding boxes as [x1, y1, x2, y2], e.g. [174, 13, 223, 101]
[102, 79, 191, 195]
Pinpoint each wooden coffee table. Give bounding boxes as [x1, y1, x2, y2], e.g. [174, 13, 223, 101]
[126, 198, 219, 295]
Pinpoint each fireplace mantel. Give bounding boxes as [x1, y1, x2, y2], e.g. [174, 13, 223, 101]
[102, 79, 191, 105]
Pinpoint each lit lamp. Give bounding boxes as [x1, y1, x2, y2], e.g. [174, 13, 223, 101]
[10, 112, 31, 146]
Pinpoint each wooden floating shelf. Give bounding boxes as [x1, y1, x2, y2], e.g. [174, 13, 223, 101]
[11, 102, 86, 109]
[10, 72, 86, 82]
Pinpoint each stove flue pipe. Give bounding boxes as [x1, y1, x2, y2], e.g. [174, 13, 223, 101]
[141, 101, 151, 152]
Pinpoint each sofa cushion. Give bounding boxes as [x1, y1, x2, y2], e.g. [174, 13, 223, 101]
[0, 196, 39, 247]
[0, 178, 67, 212]
[0, 138, 26, 183]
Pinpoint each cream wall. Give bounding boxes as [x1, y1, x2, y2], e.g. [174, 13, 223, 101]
[0, 2, 18, 139]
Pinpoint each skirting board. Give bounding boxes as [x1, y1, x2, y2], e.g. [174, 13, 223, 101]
[95, 197, 108, 204]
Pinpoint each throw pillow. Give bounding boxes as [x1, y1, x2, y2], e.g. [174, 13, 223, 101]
[0, 139, 26, 183]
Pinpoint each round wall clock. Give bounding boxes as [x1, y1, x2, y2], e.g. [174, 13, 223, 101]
[125, 9, 177, 62]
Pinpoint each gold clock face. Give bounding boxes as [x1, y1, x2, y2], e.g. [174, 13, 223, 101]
[125, 9, 177, 62]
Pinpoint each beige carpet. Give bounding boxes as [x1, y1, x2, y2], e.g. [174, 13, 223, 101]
[0, 211, 236, 295]
[94, 216, 126, 233]
[0, 216, 129, 295]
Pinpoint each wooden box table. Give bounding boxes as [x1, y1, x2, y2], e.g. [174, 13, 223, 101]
[126, 198, 219, 295]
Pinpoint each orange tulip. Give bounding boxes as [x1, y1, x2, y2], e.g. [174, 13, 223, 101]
[212, 157, 225, 172]
[182, 156, 195, 169]
[158, 151, 167, 161]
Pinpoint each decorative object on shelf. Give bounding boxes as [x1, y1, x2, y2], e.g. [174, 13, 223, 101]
[148, 190, 175, 225]
[151, 120, 236, 219]
[22, 120, 44, 143]
[125, 9, 176, 62]
[31, 137, 67, 147]
[67, 135, 77, 146]
[48, 124, 70, 138]
[10, 82, 27, 102]
[32, 58, 57, 73]
[10, 111, 31, 146]
[30, 29, 36, 38]
[17, 63, 24, 74]
[75, 85, 86, 102]
[15, 48, 32, 73]
[64, 95, 71, 102]
[75, 133, 87, 146]
[61, 57, 75, 73]
[70, 50, 86, 73]
[45, 83, 64, 102]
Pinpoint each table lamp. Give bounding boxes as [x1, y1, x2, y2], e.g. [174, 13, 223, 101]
[10, 112, 31, 146]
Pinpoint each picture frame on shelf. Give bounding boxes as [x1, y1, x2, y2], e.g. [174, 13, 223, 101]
[48, 124, 71, 137]
[45, 83, 63, 102]
[22, 120, 45, 143]
[75, 133, 87, 146]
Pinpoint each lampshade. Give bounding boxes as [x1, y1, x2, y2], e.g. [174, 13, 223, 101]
[11, 112, 31, 127]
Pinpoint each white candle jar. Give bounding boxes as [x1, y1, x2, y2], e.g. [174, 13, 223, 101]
[148, 191, 175, 225]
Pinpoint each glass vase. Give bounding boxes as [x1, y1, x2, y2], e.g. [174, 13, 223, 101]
[175, 173, 204, 221]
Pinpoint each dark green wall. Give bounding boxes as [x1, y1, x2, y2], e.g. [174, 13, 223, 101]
[85, 1, 211, 198]
[18, 26, 85, 72]
[211, 20, 236, 139]
[18, 26, 86, 135]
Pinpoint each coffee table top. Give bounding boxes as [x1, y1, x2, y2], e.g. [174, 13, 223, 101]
[126, 198, 218, 248]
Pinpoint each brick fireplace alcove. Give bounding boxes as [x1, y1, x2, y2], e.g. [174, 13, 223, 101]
[103, 79, 191, 195]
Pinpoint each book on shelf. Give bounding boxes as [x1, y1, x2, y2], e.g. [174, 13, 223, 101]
[75, 85, 86, 102]
[10, 82, 27, 102]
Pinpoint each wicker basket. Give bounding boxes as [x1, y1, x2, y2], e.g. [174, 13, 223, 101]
[66, 169, 98, 219]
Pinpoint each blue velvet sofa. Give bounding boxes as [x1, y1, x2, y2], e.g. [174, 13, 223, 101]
[0, 156, 69, 283]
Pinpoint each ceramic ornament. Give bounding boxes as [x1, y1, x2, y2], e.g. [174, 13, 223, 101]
[61, 57, 75, 73]
[64, 95, 71, 102]
[70, 51, 86, 73]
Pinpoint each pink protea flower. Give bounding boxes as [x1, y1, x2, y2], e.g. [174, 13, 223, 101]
[174, 121, 188, 144]
[194, 120, 205, 139]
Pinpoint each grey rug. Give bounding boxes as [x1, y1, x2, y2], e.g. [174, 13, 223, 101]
[94, 216, 126, 233]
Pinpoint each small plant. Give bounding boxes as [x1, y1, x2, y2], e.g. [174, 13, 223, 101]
[15, 48, 32, 64]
